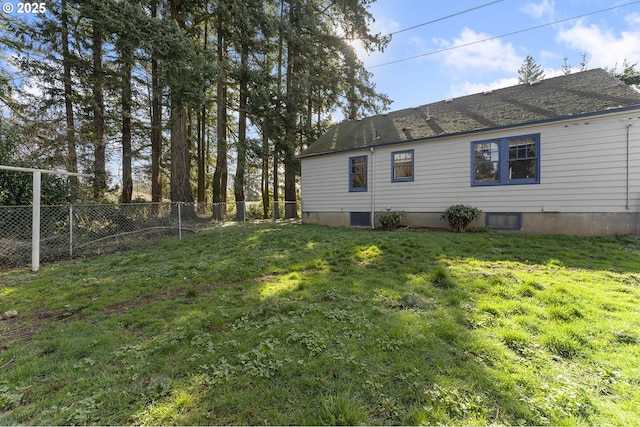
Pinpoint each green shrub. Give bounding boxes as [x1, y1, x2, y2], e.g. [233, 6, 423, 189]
[376, 210, 405, 230]
[441, 204, 481, 232]
[0, 123, 71, 206]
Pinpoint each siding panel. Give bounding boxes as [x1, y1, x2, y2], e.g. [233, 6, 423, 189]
[301, 112, 640, 214]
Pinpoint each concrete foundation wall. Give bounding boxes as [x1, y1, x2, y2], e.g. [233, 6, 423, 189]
[523, 212, 640, 236]
[302, 211, 640, 236]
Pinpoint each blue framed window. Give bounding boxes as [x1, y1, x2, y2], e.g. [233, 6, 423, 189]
[392, 149, 414, 182]
[471, 134, 540, 186]
[349, 155, 367, 192]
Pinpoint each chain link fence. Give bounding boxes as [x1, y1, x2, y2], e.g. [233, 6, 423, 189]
[0, 201, 300, 270]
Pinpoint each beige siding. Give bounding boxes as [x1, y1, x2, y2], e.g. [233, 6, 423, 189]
[301, 149, 373, 213]
[301, 111, 640, 215]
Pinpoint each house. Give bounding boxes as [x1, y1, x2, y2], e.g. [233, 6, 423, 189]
[299, 69, 640, 235]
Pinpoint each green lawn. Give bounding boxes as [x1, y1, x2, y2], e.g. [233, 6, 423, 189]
[1, 224, 639, 425]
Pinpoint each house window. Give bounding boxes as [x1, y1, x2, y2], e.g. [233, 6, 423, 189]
[472, 134, 540, 186]
[349, 155, 367, 192]
[392, 150, 414, 182]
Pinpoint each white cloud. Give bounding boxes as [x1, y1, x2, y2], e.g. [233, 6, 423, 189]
[449, 67, 566, 99]
[450, 77, 518, 98]
[520, 0, 555, 20]
[449, 77, 519, 98]
[435, 28, 522, 73]
[541, 67, 565, 80]
[556, 21, 640, 69]
[371, 15, 400, 37]
[521, 0, 555, 20]
[625, 13, 640, 26]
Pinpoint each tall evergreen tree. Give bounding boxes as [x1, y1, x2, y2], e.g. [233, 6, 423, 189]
[580, 51, 590, 71]
[616, 59, 640, 87]
[149, 0, 163, 204]
[561, 54, 572, 75]
[517, 55, 545, 84]
[89, 10, 107, 199]
[277, 0, 390, 218]
[2, 0, 389, 214]
[212, 0, 229, 220]
[61, 0, 79, 195]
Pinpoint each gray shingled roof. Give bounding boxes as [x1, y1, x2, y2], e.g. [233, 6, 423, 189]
[300, 68, 640, 158]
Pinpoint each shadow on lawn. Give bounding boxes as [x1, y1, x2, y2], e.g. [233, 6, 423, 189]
[124, 228, 557, 425]
[2, 225, 638, 424]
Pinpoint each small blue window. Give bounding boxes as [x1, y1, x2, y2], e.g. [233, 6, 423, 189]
[471, 134, 540, 186]
[392, 150, 414, 182]
[349, 155, 367, 192]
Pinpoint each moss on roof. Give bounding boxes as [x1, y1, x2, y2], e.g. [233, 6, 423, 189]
[300, 68, 640, 158]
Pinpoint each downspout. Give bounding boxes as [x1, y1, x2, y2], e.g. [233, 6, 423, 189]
[627, 124, 633, 210]
[371, 146, 375, 228]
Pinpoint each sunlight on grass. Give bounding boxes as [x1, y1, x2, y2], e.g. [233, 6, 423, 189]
[259, 273, 304, 298]
[354, 245, 381, 267]
[2, 225, 639, 425]
[0, 287, 16, 298]
[134, 381, 200, 426]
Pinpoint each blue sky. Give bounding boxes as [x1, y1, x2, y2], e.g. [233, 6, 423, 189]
[354, 0, 640, 112]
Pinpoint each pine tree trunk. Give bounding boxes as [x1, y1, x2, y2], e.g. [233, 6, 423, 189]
[212, 16, 227, 221]
[197, 106, 206, 213]
[284, 8, 299, 220]
[167, 0, 195, 217]
[284, 152, 298, 219]
[234, 44, 248, 221]
[170, 103, 194, 204]
[150, 0, 162, 204]
[121, 52, 133, 203]
[92, 20, 107, 199]
[61, 0, 78, 197]
[261, 133, 270, 219]
[196, 19, 207, 214]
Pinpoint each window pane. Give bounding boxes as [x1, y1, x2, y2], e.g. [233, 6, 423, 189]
[508, 137, 537, 180]
[473, 135, 538, 186]
[474, 142, 499, 182]
[350, 156, 367, 190]
[352, 172, 367, 188]
[509, 138, 536, 159]
[475, 162, 499, 182]
[509, 159, 536, 180]
[395, 165, 412, 179]
[393, 151, 413, 179]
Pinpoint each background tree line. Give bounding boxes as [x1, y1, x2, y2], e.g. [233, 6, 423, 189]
[517, 51, 640, 86]
[0, 0, 391, 218]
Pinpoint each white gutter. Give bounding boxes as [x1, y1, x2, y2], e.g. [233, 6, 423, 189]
[370, 147, 375, 228]
[627, 124, 633, 210]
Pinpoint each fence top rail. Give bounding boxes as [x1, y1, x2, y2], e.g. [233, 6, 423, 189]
[0, 165, 92, 177]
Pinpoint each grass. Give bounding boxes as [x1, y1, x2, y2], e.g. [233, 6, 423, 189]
[1, 223, 640, 425]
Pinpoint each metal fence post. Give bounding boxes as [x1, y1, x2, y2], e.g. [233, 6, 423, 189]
[32, 170, 41, 272]
[69, 204, 73, 259]
[243, 201, 247, 230]
[178, 202, 182, 241]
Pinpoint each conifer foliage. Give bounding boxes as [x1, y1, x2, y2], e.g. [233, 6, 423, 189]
[517, 55, 545, 84]
[0, 0, 390, 215]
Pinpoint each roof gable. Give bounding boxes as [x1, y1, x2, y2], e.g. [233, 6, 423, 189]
[301, 69, 640, 157]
